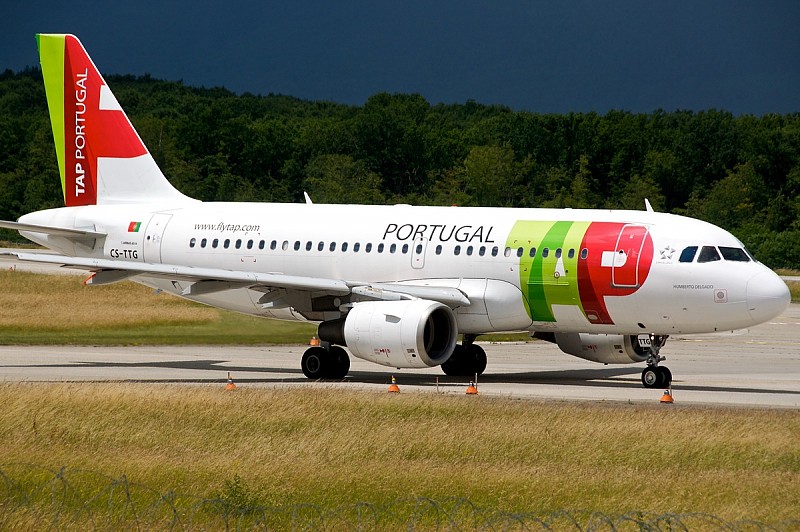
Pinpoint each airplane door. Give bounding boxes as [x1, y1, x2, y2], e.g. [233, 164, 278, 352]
[143, 213, 173, 263]
[411, 237, 427, 269]
[612, 224, 649, 288]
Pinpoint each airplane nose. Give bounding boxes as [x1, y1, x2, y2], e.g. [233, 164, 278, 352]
[746, 270, 791, 324]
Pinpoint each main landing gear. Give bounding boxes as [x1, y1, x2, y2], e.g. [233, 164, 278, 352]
[441, 334, 488, 377]
[640, 335, 672, 389]
[301, 344, 350, 380]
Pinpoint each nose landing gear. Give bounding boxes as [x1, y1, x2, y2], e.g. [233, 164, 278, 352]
[640, 334, 671, 389]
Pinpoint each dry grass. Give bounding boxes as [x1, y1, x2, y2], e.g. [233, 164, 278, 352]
[0, 269, 216, 329]
[0, 270, 317, 344]
[0, 383, 797, 524]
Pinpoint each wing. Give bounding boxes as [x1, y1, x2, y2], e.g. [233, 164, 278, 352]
[2, 251, 470, 308]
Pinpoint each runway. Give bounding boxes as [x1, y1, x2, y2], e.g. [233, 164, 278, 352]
[1, 303, 798, 408]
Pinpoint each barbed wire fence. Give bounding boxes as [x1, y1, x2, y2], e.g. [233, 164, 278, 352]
[0, 463, 796, 530]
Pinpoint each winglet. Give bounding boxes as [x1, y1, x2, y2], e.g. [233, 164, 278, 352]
[36, 34, 193, 206]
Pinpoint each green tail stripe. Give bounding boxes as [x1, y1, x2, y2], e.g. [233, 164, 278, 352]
[36, 34, 67, 201]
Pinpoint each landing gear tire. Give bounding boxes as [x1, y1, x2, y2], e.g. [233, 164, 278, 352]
[302, 347, 328, 379]
[301, 345, 351, 380]
[641, 366, 672, 389]
[441, 344, 487, 377]
[327, 346, 350, 380]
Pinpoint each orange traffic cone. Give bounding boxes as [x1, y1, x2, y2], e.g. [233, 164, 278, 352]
[465, 381, 478, 395]
[388, 376, 400, 393]
[660, 388, 674, 404]
[225, 372, 237, 391]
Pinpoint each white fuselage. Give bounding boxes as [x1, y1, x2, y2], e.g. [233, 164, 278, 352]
[20, 201, 790, 336]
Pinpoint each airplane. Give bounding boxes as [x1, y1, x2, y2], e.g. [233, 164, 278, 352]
[0, 34, 791, 388]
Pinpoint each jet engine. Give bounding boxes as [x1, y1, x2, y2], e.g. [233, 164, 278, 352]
[318, 300, 458, 368]
[545, 332, 650, 364]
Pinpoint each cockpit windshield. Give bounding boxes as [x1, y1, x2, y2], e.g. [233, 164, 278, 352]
[679, 245, 752, 263]
[719, 246, 751, 262]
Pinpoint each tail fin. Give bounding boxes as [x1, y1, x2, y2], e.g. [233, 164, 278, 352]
[36, 34, 193, 206]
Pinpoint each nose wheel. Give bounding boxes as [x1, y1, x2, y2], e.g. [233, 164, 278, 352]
[640, 334, 671, 389]
[641, 365, 672, 388]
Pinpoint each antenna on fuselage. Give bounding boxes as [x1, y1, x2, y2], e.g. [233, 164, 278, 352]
[303, 192, 313, 205]
[644, 198, 654, 212]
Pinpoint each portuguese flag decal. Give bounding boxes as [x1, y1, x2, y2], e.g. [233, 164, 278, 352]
[128, 221, 142, 232]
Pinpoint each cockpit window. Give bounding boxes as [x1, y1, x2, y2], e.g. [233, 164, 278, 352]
[697, 246, 721, 263]
[719, 246, 750, 262]
[679, 246, 697, 263]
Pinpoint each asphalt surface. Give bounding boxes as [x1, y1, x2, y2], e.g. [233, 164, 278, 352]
[1, 248, 798, 408]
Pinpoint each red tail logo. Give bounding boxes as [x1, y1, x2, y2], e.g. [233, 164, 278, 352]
[62, 36, 147, 206]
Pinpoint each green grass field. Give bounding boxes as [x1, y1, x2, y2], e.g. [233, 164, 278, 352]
[0, 384, 797, 528]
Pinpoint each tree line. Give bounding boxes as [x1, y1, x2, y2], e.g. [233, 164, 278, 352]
[1, 69, 798, 268]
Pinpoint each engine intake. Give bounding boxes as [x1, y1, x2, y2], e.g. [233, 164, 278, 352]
[318, 300, 458, 368]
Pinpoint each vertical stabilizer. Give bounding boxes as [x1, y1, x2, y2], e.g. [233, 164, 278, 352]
[36, 34, 193, 206]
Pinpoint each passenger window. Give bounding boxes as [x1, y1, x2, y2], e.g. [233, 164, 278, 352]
[329, 242, 336, 252]
[542, 248, 549, 258]
[568, 249, 575, 259]
[354, 243, 361, 252]
[580, 248, 588, 260]
[189, 237, 196, 248]
[491, 246, 499, 257]
[294, 241, 300, 251]
[365, 243, 372, 253]
[529, 247, 536, 258]
[415, 244, 423, 254]
[235, 239, 242, 249]
[377, 243, 384, 253]
[435, 245, 442, 255]
[504, 247, 512, 258]
[318, 242, 324, 251]
[466, 246, 473, 256]
[454, 245, 461, 256]
[402, 244, 409, 254]
[258, 240, 265, 250]
[679, 246, 698, 263]
[212, 238, 219, 249]
[270, 240, 277, 250]
[555, 248, 562, 259]
[342, 242, 348, 252]
[697, 246, 721, 263]
[247, 240, 253, 250]
[390, 243, 397, 253]
[516, 247, 524, 257]
[200, 238, 207, 248]
[479, 246, 486, 257]
[719, 246, 750, 262]
[282, 241, 289, 251]
[305, 241, 312, 251]
[224, 239, 231, 249]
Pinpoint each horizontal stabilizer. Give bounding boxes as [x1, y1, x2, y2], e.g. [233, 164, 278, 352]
[0, 220, 105, 239]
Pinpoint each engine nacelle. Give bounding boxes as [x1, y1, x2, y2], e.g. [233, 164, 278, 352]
[319, 300, 458, 368]
[553, 333, 650, 364]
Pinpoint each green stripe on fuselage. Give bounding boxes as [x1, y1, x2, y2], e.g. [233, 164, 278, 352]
[507, 220, 589, 322]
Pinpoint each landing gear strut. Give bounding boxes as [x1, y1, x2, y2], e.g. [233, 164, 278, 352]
[641, 334, 671, 389]
[441, 334, 487, 377]
[301, 343, 350, 380]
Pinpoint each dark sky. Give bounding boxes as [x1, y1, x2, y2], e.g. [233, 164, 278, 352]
[3, 1, 799, 114]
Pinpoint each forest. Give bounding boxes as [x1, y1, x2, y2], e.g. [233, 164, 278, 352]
[1, 68, 798, 268]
